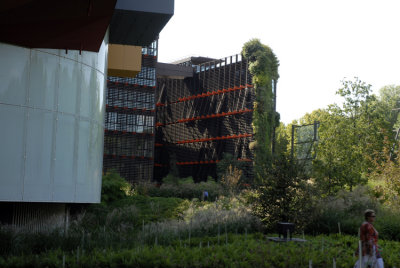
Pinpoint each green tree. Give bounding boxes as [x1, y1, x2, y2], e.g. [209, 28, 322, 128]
[297, 109, 329, 126]
[274, 122, 291, 157]
[369, 139, 400, 207]
[313, 78, 388, 193]
[255, 154, 313, 230]
[377, 85, 400, 130]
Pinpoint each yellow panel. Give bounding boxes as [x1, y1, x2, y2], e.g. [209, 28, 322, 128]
[108, 44, 142, 78]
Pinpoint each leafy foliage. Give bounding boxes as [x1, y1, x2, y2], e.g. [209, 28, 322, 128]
[312, 78, 389, 192]
[101, 170, 131, 204]
[134, 177, 224, 201]
[369, 139, 400, 208]
[274, 122, 291, 156]
[220, 165, 242, 194]
[254, 154, 313, 231]
[216, 153, 247, 182]
[377, 85, 400, 130]
[242, 39, 279, 183]
[305, 185, 379, 235]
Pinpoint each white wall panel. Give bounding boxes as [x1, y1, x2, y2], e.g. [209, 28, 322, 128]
[24, 110, 53, 201]
[53, 114, 76, 202]
[0, 33, 107, 203]
[82, 50, 98, 69]
[80, 65, 92, 118]
[0, 43, 29, 106]
[93, 72, 106, 123]
[29, 50, 58, 110]
[58, 57, 80, 114]
[76, 120, 94, 203]
[0, 106, 25, 200]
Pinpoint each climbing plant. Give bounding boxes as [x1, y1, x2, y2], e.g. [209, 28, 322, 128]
[242, 39, 279, 183]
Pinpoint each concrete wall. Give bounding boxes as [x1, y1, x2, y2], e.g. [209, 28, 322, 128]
[0, 33, 108, 203]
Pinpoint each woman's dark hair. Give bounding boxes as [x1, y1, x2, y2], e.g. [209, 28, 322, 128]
[364, 209, 375, 220]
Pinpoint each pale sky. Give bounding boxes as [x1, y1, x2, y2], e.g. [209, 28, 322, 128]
[158, 0, 400, 124]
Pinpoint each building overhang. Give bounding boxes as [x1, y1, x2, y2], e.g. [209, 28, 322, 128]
[109, 0, 174, 46]
[0, 0, 174, 52]
[0, 0, 117, 52]
[157, 62, 194, 79]
[171, 56, 220, 66]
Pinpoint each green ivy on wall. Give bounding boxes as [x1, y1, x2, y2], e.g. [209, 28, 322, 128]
[242, 39, 279, 182]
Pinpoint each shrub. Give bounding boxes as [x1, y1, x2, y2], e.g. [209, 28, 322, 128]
[101, 171, 131, 204]
[305, 185, 380, 235]
[221, 165, 242, 194]
[134, 178, 225, 201]
[162, 173, 180, 185]
[375, 208, 400, 241]
[368, 140, 400, 208]
[253, 154, 313, 232]
[216, 153, 247, 182]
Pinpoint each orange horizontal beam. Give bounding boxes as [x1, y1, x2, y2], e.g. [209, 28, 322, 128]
[156, 109, 253, 127]
[155, 84, 254, 107]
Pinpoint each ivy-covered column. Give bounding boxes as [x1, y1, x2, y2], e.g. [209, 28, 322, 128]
[242, 39, 280, 182]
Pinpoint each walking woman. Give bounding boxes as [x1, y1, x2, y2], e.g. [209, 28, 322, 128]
[354, 209, 384, 268]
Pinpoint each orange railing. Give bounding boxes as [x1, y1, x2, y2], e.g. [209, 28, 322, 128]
[156, 108, 253, 127]
[155, 84, 253, 107]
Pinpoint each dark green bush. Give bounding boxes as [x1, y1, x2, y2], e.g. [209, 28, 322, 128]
[375, 209, 400, 241]
[254, 154, 313, 232]
[101, 170, 131, 204]
[134, 178, 225, 201]
[304, 185, 397, 237]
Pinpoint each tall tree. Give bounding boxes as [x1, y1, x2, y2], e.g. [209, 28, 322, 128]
[378, 85, 400, 130]
[312, 78, 388, 192]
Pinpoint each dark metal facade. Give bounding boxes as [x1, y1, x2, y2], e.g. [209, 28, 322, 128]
[154, 55, 254, 181]
[103, 41, 157, 183]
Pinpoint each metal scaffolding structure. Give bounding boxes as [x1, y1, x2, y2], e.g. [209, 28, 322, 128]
[291, 121, 320, 172]
[154, 55, 255, 181]
[103, 41, 157, 183]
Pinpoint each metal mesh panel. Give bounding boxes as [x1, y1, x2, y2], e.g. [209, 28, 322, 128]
[103, 41, 157, 183]
[154, 55, 254, 181]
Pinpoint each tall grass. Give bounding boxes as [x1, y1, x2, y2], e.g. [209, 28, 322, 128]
[138, 197, 262, 245]
[304, 185, 400, 240]
[0, 195, 261, 256]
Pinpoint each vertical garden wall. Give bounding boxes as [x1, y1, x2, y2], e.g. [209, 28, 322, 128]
[242, 39, 280, 180]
